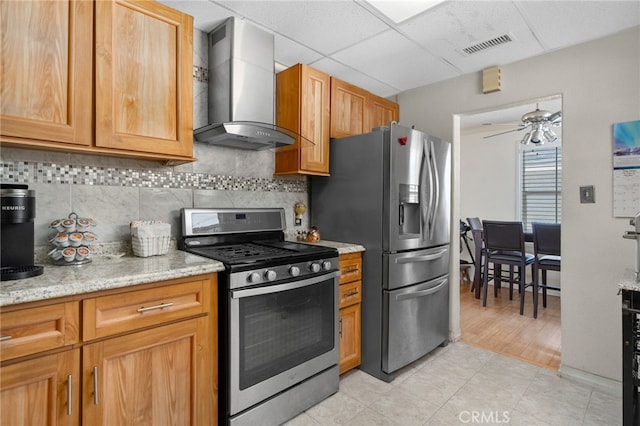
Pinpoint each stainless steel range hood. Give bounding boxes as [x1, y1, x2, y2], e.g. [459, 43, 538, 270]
[194, 18, 294, 150]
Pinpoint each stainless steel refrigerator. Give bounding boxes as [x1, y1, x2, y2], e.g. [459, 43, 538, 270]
[311, 122, 451, 382]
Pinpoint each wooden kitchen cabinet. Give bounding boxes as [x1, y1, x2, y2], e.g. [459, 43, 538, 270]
[275, 63, 331, 176]
[1, 301, 81, 426]
[330, 77, 399, 138]
[338, 252, 362, 374]
[0, 273, 217, 426]
[0, 0, 195, 164]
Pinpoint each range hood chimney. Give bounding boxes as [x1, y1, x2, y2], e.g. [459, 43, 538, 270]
[194, 18, 295, 150]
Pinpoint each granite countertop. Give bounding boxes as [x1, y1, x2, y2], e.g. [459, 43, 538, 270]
[288, 239, 366, 254]
[1, 250, 225, 307]
[619, 268, 640, 292]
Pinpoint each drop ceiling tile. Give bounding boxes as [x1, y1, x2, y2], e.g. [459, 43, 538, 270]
[515, 0, 640, 50]
[400, 1, 544, 73]
[310, 58, 399, 97]
[159, 1, 232, 31]
[332, 29, 459, 92]
[275, 35, 323, 68]
[216, 1, 389, 55]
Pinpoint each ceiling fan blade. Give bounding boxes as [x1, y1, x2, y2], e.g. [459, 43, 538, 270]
[549, 111, 562, 123]
[483, 126, 528, 139]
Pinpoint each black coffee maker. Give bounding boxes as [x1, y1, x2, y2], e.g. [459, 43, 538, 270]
[1, 184, 44, 280]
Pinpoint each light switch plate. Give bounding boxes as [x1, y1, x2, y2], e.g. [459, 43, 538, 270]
[580, 185, 595, 203]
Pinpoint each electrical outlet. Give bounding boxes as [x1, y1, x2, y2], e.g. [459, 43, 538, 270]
[580, 185, 595, 203]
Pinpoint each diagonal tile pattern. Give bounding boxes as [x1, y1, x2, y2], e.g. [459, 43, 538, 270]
[287, 342, 621, 426]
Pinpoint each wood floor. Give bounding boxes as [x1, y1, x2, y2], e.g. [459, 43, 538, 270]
[459, 281, 561, 371]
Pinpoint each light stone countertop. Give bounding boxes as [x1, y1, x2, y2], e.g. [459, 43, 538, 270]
[619, 268, 640, 292]
[1, 250, 224, 307]
[287, 239, 366, 254]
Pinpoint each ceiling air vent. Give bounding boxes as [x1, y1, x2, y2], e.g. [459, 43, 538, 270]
[459, 33, 515, 56]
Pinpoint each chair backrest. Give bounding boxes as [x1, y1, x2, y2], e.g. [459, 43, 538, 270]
[482, 220, 526, 253]
[467, 217, 482, 232]
[532, 222, 561, 256]
[466, 217, 484, 254]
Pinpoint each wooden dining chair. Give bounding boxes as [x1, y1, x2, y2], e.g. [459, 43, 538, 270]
[466, 217, 485, 298]
[532, 222, 561, 319]
[482, 220, 535, 315]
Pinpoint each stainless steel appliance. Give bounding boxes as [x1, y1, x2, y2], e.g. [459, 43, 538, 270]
[311, 122, 451, 382]
[1, 184, 43, 280]
[179, 208, 339, 426]
[194, 18, 295, 150]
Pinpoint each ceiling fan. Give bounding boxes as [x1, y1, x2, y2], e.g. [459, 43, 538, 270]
[483, 104, 562, 145]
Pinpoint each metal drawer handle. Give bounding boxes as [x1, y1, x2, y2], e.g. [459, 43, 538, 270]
[342, 267, 360, 274]
[92, 366, 99, 405]
[0, 335, 12, 342]
[396, 249, 448, 263]
[343, 290, 359, 298]
[137, 302, 174, 313]
[67, 374, 73, 416]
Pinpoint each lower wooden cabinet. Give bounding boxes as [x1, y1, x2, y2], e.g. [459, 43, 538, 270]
[1, 349, 81, 426]
[82, 317, 210, 425]
[0, 273, 217, 426]
[338, 252, 362, 374]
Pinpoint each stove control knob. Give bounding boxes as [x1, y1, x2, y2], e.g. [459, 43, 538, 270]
[264, 270, 277, 281]
[289, 266, 300, 277]
[247, 272, 261, 283]
[309, 263, 321, 273]
[322, 260, 332, 271]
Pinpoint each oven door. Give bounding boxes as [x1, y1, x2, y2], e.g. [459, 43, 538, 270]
[229, 271, 339, 416]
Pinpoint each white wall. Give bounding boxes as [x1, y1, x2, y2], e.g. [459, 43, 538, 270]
[398, 26, 640, 382]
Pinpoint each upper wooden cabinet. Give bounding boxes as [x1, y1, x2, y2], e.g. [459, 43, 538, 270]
[330, 77, 399, 138]
[275, 63, 331, 176]
[369, 94, 400, 131]
[0, 0, 195, 164]
[330, 78, 368, 138]
[0, 0, 93, 147]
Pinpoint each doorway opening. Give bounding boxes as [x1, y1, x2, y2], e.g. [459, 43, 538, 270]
[457, 96, 562, 370]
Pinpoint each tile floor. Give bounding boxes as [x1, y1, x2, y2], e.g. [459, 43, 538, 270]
[286, 342, 621, 426]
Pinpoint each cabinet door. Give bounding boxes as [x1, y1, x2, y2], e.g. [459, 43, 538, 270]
[82, 317, 211, 426]
[339, 304, 361, 375]
[1, 349, 80, 426]
[300, 65, 330, 174]
[0, 0, 92, 146]
[369, 95, 399, 130]
[330, 77, 368, 138]
[95, 0, 193, 157]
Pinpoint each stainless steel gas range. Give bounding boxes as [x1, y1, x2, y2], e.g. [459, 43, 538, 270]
[179, 208, 340, 426]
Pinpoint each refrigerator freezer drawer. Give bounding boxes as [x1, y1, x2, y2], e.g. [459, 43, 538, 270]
[382, 276, 449, 374]
[384, 246, 450, 290]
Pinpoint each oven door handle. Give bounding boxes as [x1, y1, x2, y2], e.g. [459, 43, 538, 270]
[231, 271, 340, 299]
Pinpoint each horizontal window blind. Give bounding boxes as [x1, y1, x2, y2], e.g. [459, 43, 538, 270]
[521, 147, 562, 232]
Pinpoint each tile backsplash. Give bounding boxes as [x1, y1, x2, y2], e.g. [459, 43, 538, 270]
[0, 147, 309, 245]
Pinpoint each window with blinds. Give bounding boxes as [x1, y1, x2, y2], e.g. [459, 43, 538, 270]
[521, 147, 562, 232]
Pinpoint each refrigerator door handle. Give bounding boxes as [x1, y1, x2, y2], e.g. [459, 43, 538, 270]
[428, 140, 440, 240]
[421, 141, 432, 238]
[394, 278, 448, 300]
[395, 249, 448, 263]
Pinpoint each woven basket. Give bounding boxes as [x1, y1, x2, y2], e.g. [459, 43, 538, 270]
[132, 235, 171, 257]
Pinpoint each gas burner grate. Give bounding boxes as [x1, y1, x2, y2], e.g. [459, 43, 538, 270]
[205, 243, 294, 263]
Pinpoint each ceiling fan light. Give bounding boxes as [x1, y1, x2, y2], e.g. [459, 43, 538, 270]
[520, 132, 531, 145]
[543, 128, 558, 142]
[531, 128, 544, 144]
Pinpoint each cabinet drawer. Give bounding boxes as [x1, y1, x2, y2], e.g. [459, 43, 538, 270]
[339, 253, 362, 285]
[83, 279, 208, 340]
[339, 280, 362, 309]
[0, 302, 80, 362]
